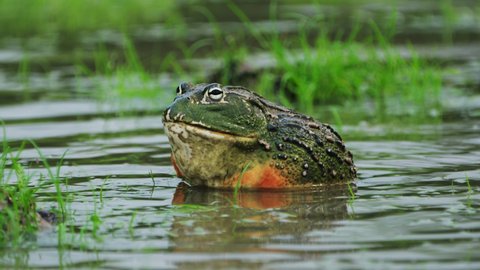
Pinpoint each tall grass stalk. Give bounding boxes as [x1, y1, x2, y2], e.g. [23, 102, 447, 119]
[30, 140, 67, 217]
[80, 36, 181, 114]
[233, 161, 252, 205]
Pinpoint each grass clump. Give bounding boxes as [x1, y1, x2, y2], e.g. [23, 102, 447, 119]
[256, 30, 442, 119]
[0, 138, 40, 246]
[0, 125, 69, 248]
[0, 169, 39, 246]
[0, 0, 178, 38]
[222, 4, 444, 122]
[78, 37, 181, 114]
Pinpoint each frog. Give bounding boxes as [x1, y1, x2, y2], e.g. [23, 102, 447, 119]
[162, 82, 357, 189]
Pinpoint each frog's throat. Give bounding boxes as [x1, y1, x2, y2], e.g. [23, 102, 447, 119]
[163, 122, 258, 144]
[164, 122, 260, 186]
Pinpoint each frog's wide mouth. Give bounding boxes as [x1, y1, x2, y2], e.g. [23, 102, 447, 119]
[163, 121, 258, 143]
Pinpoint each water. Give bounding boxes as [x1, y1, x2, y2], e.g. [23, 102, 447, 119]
[1, 0, 480, 269]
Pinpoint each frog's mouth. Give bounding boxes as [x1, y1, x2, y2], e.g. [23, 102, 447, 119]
[163, 122, 258, 144]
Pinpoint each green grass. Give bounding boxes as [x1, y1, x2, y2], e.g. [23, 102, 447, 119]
[0, 124, 70, 248]
[0, 0, 178, 38]
[465, 174, 473, 195]
[77, 37, 182, 114]
[0, 146, 39, 246]
[190, 3, 444, 122]
[58, 1, 445, 123]
[0, 131, 112, 251]
[85, 28, 443, 123]
[233, 161, 252, 204]
[0, 137, 41, 246]
[0, 123, 37, 246]
[464, 174, 476, 210]
[242, 15, 443, 120]
[263, 35, 441, 119]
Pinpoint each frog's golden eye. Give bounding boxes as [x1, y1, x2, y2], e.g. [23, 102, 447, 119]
[207, 87, 224, 101]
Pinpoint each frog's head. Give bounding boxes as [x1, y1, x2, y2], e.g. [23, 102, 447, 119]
[163, 82, 267, 139]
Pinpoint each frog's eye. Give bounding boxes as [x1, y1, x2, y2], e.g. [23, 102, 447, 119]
[175, 85, 183, 96]
[176, 82, 190, 96]
[207, 87, 224, 101]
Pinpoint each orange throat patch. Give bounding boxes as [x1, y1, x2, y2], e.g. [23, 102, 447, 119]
[171, 154, 184, 178]
[230, 164, 288, 189]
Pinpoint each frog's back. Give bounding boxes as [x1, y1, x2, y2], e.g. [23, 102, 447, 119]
[235, 86, 356, 184]
[263, 113, 356, 186]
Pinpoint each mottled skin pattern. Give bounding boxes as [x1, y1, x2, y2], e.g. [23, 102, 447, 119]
[162, 82, 356, 189]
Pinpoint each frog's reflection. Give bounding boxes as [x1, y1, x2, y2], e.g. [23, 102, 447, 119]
[169, 182, 353, 253]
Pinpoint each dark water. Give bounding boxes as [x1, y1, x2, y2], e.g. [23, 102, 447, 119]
[1, 0, 480, 269]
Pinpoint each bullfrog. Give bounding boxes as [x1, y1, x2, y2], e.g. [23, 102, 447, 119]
[162, 82, 357, 189]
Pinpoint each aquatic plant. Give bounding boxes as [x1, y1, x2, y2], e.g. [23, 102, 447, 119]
[87, 35, 224, 115]
[0, 135, 54, 246]
[465, 174, 473, 195]
[0, 125, 72, 249]
[0, 143, 39, 246]
[233, 161, 251, 205]
[269, 35, 440, 118]
[128, 211, 137, 238]
[78, 36, 179, 114]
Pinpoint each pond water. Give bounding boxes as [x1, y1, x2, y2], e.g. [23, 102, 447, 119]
[1, 0, 480, 269]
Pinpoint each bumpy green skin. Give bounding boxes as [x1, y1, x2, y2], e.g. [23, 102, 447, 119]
[163, 83, 356, 186]
[262, 114, 356, 184]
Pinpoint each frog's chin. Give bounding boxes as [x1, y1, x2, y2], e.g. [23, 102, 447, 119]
[163, 122, 259, 186]
[163, 122, 257, 143]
